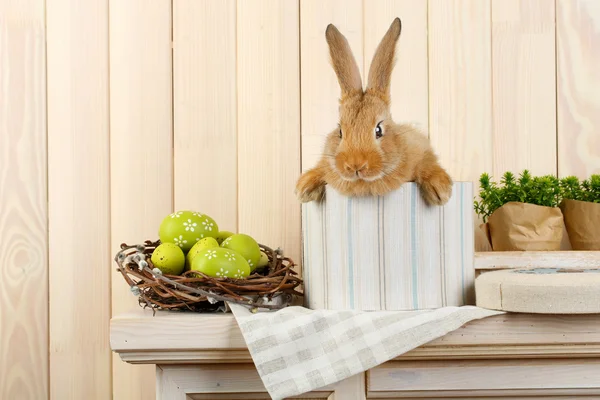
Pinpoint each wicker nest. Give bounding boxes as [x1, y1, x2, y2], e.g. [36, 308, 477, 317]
[115, 240, 303, 313]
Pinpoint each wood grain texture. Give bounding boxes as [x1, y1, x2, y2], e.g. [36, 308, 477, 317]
[368, 359, 600, 392]
[474, 250, 600, 269]
[327, 373, 365, 400]
[109, 0, 173, 398]
[302, 201, 327, 309]
[46, 0, 111, 398]
[237, 0, 302, 268]
[303, 183, 473, 310]
[368, 388, 600, 398]
[442, 182, 475, 306]
[300, 0, 362, 170]
[191, 394, 328, 400]
[365, 0, 428, 129]
[173, 0, 237, 232]
[557, 0, 600, 177]
[0, 1, 48, 399]
[111, 310, 600, 364]
[118, 341, 600, 364]
[491, 0, 557, 176]
[381, 185, 442, 310]
[428, 0, 493, 183]
[157, 364, 335, 399]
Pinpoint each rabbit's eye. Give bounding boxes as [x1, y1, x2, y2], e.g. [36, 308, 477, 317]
[375, 122, 383, 139]
[339, 128, 343, 139]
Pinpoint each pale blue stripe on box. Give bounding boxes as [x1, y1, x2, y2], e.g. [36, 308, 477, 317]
[302, 204, 309, 305]
[411, 184, 418, 309]
[460, 183, 465, 304]
[347, 197, 354, 309]
[302, 182, 473, 311]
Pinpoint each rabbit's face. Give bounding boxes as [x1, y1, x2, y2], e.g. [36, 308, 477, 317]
[331, 93, 393, 182]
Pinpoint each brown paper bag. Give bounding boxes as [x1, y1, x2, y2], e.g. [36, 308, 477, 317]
[560, 199, 600, 250]
[488, 202, 564, 251]
[560, 219, 573, 250]
[475, 223, 493, 251]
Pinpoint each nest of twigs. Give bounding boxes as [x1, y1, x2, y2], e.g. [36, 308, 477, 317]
[115, 240, 303, 313]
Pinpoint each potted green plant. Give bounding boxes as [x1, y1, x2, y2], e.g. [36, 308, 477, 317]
[474, 170, 564, 251]
[559, 175, 600, 250]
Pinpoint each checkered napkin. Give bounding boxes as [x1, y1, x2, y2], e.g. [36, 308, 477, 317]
[228, 303, 503, 399]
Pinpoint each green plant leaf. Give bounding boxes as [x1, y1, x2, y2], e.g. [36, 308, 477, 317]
[475, 171, 600, 221]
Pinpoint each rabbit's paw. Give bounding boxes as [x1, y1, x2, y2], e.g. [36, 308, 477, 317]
[419, 169, 453, 206]
[295, 170, 326, 203]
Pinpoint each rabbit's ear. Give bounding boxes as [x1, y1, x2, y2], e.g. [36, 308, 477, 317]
[367, 18, 402, 96]
[325, 24, 363, 94]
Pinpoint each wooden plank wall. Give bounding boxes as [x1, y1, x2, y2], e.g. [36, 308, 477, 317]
[46, 0, 111, 399]
[1, 0, 599, 398]
[557, 0, 600, 177]
[0, 1, 48, 398]
[109, 1, 173, 398]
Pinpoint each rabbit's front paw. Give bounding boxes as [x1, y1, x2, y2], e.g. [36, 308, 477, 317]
[295, 170, 326, 203]
[419, 169, 453, 206]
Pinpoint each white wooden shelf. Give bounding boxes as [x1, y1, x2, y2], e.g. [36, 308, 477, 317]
[111, 308, 600, 365]
[474, 250, 600, 270]
[111, 308, 600, 398]
[112, 252, 600, 398]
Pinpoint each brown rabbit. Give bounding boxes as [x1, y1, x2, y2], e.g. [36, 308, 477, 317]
[295, 18, 453, 206]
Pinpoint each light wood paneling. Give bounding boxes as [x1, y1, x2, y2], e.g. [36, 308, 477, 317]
[365, 0, 428, 129]
[0, 1, 48, 398]
[557, 0, 600, 177]
[475, 250, 600, 269]
[156, 364, 337, 399]
[111, 310, 600, 360]
[303, 183, 473, 310]
[428, 0, 493, 184]
[491, 0, 557, 176]
[300, 0, 363, 170]
[109, 0, 173, 398]
[369, 359, 600, 393]
[6, 1, 600, 397]
[237, 0, 302, 266]
[173, 0, 237, 232]
[47, 0, 111, 398]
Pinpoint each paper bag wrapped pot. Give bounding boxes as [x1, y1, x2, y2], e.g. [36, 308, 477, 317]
[487, 202, 564, 251]
[475, 223, 493, 252]
[560, 199, 600, 250]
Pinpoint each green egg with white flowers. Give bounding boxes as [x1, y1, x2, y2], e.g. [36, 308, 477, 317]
[190, 247, 250, 279]
[215, 230, 235, 245]
[158, 210, 219, 253]
[220, 233, 261, 272]
[186, 237, 219, 268]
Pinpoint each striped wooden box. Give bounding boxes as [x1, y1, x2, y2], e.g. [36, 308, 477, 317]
[301, 182, 474, 311]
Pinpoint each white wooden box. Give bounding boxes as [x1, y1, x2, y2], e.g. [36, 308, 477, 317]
[301, 182, 474, 311]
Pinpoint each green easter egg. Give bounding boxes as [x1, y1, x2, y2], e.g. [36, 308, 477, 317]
[187, 237, 219, 267]
[190, 247, 250, 279]
[256, 250, 269, 269]
[159, 210, 219, 252]
[151, 243, 186, 275]
[215, 230, 235, 245]
[221, 233, 261, 272]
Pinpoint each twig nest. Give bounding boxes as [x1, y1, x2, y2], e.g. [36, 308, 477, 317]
[114, 240, 303, 312]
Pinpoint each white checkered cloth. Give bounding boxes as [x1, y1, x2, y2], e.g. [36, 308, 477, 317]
[229, 303, 503, 399]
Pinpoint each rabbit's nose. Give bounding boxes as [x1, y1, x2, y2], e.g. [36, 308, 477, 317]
[344, 161, 368, 174]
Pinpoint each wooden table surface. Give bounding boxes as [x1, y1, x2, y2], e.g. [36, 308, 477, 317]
[111, 308, 600, 364]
